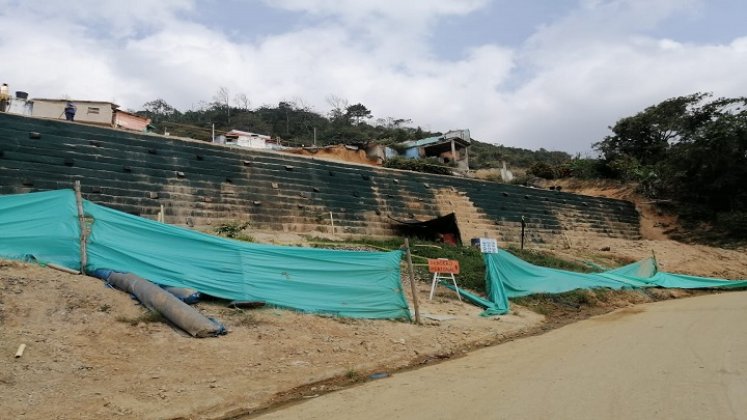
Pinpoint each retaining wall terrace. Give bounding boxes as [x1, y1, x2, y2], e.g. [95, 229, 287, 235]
[0, 113, 641, 246]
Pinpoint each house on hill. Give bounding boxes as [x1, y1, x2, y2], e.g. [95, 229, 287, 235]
[394, 129, 471, 170]
[217, 129, 277, 150]
[28, 98, 151, 132]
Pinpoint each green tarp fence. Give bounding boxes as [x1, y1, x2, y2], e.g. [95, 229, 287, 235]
[483, 249, 747, 312]
[0, 190, 410, 320]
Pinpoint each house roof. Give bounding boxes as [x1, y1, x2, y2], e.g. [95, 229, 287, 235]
[225, 129, 271, 139]
[398, 130, 471, 149]
[115, 109, 151, 122]
[398, 136, 443, 149]
[30, 98, 120, 108]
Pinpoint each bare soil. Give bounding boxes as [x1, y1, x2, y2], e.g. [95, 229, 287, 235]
[2, 234, 747, 418]
[255, 291, 747, 420]
[0, 260, 542, 419]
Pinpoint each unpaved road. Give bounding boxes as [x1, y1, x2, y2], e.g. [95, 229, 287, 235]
[257, 292, 747, 420]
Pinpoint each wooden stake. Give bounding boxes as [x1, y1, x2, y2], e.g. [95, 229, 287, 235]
[329, 211, 335, 236]
[159, 204, 165, 223]
[47, 263, 80, 275]
[74, 181, 88, 275]
[404, 238, 421, 325]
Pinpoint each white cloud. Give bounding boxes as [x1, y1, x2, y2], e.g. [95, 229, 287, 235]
[0, 0, 746, 153]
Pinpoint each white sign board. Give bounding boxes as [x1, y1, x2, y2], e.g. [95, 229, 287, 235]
[478, 238, 498, 254]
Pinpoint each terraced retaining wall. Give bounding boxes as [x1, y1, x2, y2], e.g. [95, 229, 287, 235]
[0, 113, 641, 246]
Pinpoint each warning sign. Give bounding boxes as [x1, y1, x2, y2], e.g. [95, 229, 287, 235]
[427, 259, 460, 274]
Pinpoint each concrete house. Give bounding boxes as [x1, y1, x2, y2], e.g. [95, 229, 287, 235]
[114, 109, 151, 132]
[223, 129, 273, 149]
[28, 98, 151, 132]
[30, 98, 118, 125]
[394, 129, 472, 170]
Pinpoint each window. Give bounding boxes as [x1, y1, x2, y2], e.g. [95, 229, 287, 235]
[87, 107, 100, 114]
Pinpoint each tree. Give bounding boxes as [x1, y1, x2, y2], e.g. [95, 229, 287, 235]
[593, 93, 747, 233]
[142, 98, 178, 116]
[213, 86, 231, 123]
[345, 103, 372, 124]
[594, 93, 710, 166]
[139, 98, 180, 124]
[234, 93, 251, 110]
[326, 95, 349, 121]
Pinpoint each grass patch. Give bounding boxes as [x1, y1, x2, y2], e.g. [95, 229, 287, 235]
[115, 310, 165, 326]
[230, 311, 259, 328]
[345, 369, 361, 381]
[306, 237, 617, 294]
[408, 243, 486, 292]
[506, 246, 596, 273]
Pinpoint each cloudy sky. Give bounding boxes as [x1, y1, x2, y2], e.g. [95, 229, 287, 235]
[1, 0, 745, 152]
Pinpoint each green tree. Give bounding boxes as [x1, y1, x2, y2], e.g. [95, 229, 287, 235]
[345, 103, 372, 124]
[594, 93, 710, 166]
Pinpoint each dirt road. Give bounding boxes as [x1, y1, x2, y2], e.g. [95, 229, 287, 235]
[257, 292, 747, 420]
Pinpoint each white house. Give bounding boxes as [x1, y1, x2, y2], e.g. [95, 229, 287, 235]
[223, 129, 273, 149]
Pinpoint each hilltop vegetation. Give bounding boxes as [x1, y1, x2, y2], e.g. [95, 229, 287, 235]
[136, 91, 747, 242]
[134, 92, 572, 170]
[526, 93, 747, 242]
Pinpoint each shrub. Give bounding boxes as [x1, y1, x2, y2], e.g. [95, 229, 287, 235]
[215, 220, 250, 238]
[383, 157, 453, 175]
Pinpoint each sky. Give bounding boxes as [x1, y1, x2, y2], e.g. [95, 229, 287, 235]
[1, 0, 746, 153]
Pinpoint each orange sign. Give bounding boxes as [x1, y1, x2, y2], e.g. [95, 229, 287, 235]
[427, 259, 460, 274]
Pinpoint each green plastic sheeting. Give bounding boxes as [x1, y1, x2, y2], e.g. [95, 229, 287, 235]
[0, 190, 410, 320]
[648, 272, 747, 290]
[0, 190, 80, 268]
[486, 250, 650, 299]
[440, 282, 508, 316]
[483, 249, 747, 310]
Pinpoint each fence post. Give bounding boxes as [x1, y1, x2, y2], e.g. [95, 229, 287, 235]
[404, 238, 421, 325]
[74, 181, 88, 274]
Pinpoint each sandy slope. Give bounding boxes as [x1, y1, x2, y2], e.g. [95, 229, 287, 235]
[0, 261, 541, 419]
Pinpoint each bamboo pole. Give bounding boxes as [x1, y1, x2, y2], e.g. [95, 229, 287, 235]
[73, 181, 87, 275]
[404, 238, 421, 325]
[47, 263, 80, 275]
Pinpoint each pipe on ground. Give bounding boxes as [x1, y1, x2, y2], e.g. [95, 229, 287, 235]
[94, 270, 225, 338]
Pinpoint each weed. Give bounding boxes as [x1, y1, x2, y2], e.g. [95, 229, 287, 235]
[98, 303, 112, 313]
[115, 310, 164, 326]
[232, 312, 259, 328]
[345, 369, 360, 381]
[215, 221, 250, 238]
[506, 246, 595, 273]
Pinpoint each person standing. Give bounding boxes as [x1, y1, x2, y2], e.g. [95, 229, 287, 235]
[64, 101, 76, 121]
[0, 83, 9, 112]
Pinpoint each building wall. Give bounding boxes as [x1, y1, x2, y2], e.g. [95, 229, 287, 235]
[31, 100, 114, 125]
[0, 112, 641, 247]
[115, 112, 149, 132]
[235, 137, 269, 149]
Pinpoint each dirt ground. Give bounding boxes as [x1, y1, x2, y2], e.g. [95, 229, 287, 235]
[282, 145, 380, 166]
[0, 260, 542, 419]
[256, 291, 747, 420]
[2, 236, 747, 419]
[4, 173, 747, 420]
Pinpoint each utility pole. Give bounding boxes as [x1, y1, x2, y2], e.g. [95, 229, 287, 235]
[212, 123, 215, 143]
[313, 127, 317, 147]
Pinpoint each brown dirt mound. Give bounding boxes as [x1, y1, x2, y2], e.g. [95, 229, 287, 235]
[283, 145, 380, 166]
[537, 179, 678, 240]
